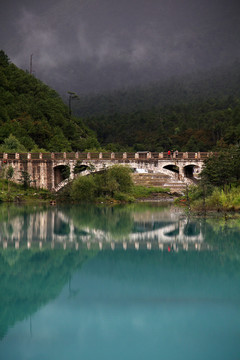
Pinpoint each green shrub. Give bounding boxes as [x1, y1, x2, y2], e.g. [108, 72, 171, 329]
[114, 192, 135, 202]
[70, 175, 96, 202]
[70, 165, 134, 202]
[107, 165, 133, 193]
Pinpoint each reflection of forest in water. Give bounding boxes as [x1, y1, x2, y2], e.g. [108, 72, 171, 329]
[0, 204, 205, 249]
[1, 240, 240, 341]
[0, 203, 240, 342]
[0, 247, 96, 340]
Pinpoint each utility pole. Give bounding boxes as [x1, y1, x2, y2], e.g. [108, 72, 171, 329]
[30, 54, 33, 75]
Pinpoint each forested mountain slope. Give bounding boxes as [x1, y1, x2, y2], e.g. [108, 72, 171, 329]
[75, 63, 240, 152]
[0, 51, 98, 152]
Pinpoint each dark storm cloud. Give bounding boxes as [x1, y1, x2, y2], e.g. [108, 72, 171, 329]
[1, 0, 240, 94]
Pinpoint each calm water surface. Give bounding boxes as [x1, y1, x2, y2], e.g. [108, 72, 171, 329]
[0, 203, 240, 360]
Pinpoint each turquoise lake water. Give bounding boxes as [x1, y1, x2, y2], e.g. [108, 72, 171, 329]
[0, 203, 240, 359]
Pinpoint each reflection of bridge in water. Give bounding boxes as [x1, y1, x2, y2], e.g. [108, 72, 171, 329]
[0, 208, 210, 252]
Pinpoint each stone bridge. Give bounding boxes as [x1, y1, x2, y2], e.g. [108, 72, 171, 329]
[0, 151, 211, 191]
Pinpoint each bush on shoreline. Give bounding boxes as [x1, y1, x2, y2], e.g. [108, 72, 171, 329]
[0, 179, 54, 203]
[177, 147, 240, 212]
[70, 165, 134, 202]
[69, 165, 170, 203]
[178, 183, 240, 212]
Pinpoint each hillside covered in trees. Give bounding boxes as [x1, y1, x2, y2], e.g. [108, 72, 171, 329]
[1, 49, 240, 153]
[0, 51, 99, 152]
[75, 62, 240, 152]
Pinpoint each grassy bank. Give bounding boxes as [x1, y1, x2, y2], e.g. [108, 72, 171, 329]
[0, 178, 172, 205]
[177, 185, 240, 212]
[0, 179, 54, 203]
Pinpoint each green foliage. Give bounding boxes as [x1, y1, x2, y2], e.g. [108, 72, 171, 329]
[47, 129, 72, 152]
[113, 192, 135, 202]
[75, 63, 240, 151]
[18, 171, 32, 189]
[0, 50, 9, 67]
[0, 134, 26, 153]
[70, 165, 133, 202]
[106, 165, 133, 193]
[61, 165, 70, 180]
[0, 50, 99, 152]
[204, 187, 240, 211]
[71, 175, 97, 202]
[6, 166, 14, 188]
[201, 147, 240, 188]
[0, 178, 53, 203]
[131, 185, 169, 198]
[69, 166, 171, 203]
[74, 160, 84, 174]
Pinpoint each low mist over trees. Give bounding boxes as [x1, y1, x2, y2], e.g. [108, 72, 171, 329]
[76, 63, 240, 152]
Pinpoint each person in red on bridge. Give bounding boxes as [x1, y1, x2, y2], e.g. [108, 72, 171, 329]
[168, 150, 171, 158]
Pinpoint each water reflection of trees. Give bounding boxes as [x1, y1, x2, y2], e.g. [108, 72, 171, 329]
[0, 204, 240, 341]
[1, 243, 240, 341]
[0, 248, 96, 340]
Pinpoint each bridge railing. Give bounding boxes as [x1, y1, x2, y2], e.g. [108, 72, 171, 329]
[114, 152, 125, 160]
[54, 153, 64, 160]
[31, 153, 41, 159]
[0, 152, 216, 162]
[19, 153, 28, 160]
[102, 152, 112, 160]
[66, 152, 76, 160]
[77, 152, 88, 160]
[7, 153, 16, 160]
[127, 153, 136, 160]
[187, 152, 197, 160]
[42, 153, 52, 160]
[88, 152, 99, 160]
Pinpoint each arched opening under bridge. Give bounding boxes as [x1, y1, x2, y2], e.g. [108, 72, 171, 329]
[163, 164, 179, 174]
[184, 165, 200, 178]
[54, 165, 70, 187]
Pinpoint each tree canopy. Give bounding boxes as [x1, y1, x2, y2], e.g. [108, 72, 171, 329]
[0, 50, 99, 152]
[75, 63, 240, 152]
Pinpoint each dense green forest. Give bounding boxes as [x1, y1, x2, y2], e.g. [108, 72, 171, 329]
[1, 49, 240, 153]
[75, 62, 240, 152]
[0, 50, 99, 152]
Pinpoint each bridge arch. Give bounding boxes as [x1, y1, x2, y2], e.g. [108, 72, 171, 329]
[53, 164, 70, 188]
[183, 164, 200, 178]
[163, 164, 179, 174]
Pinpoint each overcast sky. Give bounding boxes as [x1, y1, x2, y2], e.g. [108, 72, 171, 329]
[1, 0, 240, 94]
